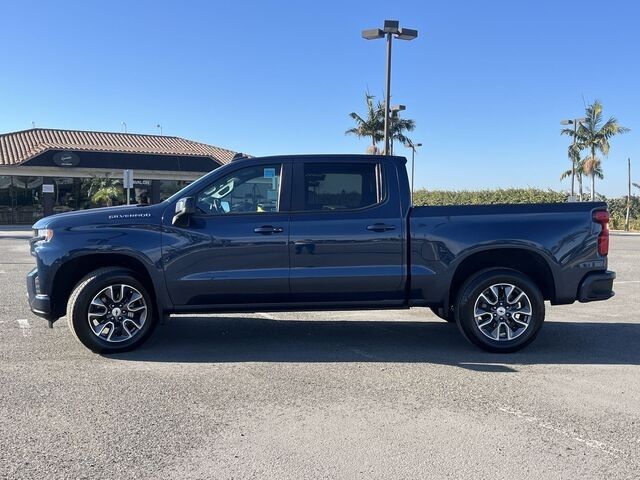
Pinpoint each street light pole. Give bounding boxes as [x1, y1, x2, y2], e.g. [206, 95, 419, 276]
[408, 141, 422, 202]
[362, 20, 418, 155]
[389, 104, 406, 155]
[384, 33, 393, 155]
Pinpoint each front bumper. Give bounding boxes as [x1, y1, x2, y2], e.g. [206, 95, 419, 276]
[578, 270, 616, 303]
[26, 268, 54, 321]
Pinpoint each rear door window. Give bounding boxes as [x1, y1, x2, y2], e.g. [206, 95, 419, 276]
[302, 163, 383, 211]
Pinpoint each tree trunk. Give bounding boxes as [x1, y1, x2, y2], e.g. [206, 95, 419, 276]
[626, 158, 631, 231]
[590, 147, 596, 201]
[578, 173, 583, 201]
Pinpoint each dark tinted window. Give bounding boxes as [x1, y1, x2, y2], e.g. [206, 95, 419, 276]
[303, 163, 381, 211]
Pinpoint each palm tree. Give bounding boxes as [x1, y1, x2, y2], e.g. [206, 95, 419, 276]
[560, 130, 584, 200]
[346, 91, 384, 153]
[346, 91, 417, 154]
[582, 157, 604, 199]
[577, 100, 629, 200]
[88, 175, 123, 207]
[389, 112, 416, 154]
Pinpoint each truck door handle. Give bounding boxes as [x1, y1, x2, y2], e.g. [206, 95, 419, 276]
[254, 225, 283, 234]
[366, 223, 395, 232]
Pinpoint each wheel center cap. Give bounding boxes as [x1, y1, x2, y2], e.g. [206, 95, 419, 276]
[496, 306, 506, 316]
[111, 307, 122, 317]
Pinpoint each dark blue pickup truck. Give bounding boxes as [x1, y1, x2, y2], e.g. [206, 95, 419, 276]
[28, 154, 615, 353]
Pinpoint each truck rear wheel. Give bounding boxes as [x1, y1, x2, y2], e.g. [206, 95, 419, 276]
[454, 268, 544, 353]
[430, 306, 454, 322]
[66, 267, 157, 353]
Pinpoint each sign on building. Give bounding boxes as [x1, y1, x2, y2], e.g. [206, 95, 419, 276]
[123, 169, 134, 189]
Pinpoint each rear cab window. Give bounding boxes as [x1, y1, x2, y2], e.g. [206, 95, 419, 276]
[300, 162, 385, 212]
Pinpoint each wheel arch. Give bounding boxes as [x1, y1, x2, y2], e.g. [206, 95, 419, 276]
[447, 247, 556, 310]
[50, 253, 160, 319]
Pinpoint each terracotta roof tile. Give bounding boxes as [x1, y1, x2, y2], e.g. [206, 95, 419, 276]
[0, 128, 239, 166]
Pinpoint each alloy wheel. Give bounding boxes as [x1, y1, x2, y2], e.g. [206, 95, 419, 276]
[87, 284, 148, 343]
[473, 283, 532, 341]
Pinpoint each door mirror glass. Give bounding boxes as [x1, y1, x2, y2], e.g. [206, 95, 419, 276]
[172, 196, 196, 225]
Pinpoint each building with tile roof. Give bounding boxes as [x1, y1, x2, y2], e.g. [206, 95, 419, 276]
[0, 128, 239, 223]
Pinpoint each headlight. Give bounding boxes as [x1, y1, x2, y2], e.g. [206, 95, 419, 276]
[37, 228, 54, 241]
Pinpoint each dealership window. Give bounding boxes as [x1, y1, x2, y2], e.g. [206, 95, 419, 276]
[131, 179, 152, 205]
[53, 178, 78, 212]
[0, 176, 44, 224]
[302, 163, 380, 211]
[160, 180, 191, 201]
[197, 164, 282, 214]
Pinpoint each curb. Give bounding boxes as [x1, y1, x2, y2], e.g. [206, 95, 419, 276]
[610, 230, 640, 236]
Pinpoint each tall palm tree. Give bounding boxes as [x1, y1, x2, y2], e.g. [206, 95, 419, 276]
[346, 92, 384, 153]
[577, 100, 629, 200]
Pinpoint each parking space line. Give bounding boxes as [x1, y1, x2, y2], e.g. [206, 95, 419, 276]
[614, 280, 640, 284]
[17, 318, 31, 337]
[498, 406, 627, 459]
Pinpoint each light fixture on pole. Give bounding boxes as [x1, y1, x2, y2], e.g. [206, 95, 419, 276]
[362, 20, 417, 156]
[156, 124, 163, 136]
[407, 140, 422, 201]
[560, 117, 587, 199]
[121, 121, 127, 133]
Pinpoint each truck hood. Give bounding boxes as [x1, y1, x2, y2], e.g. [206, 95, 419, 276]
[32, 203, 166, 230]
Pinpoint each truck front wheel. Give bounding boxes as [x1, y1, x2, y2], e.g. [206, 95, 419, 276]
[66, 267, 157, 353]
[455, 268, 545, 353]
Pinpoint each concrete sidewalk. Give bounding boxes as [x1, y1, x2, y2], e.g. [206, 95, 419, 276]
[0, 225, 32, 239]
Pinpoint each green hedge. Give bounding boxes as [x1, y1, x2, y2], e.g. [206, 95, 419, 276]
[412, 188, 640, 231]
[412, 188, 567, 206]
[603, 195, 640, 230]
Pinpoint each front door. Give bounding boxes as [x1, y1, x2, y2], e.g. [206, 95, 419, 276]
[162, 161, 291, 307]
[288, 159, 405, 304]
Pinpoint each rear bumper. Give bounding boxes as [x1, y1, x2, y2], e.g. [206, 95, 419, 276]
[578, 270, 616, 303]
[26, 268, 54, 321]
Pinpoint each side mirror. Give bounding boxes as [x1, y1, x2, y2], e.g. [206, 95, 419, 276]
[172, 196, 196, 226]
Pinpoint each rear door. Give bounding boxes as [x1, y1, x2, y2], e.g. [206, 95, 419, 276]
[288, 158, 405, 305]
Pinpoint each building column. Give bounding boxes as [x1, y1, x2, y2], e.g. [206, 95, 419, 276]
[151, 180, 161, 204]
[42, 177, 54, 217]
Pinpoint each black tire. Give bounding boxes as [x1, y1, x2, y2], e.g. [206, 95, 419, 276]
[66, 267, 157, 353]
[430, 306, 454, 322]
[454, 268, 545, 353]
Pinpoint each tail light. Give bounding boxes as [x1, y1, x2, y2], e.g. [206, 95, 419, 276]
[593, 210, 609, 256]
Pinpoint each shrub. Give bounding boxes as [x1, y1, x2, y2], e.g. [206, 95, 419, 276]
[412, 188, 567, 206]
[412, 188, 640, 231]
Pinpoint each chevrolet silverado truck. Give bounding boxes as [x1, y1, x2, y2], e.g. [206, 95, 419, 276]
[28, 154, 615, 353]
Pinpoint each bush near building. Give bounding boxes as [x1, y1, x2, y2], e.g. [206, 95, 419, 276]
[412, 188, 640, 231]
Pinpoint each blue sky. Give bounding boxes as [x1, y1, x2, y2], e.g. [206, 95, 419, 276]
[1, 0, 638, 196]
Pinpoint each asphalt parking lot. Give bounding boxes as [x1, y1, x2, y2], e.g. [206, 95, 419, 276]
[0, 230, 639, 479]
